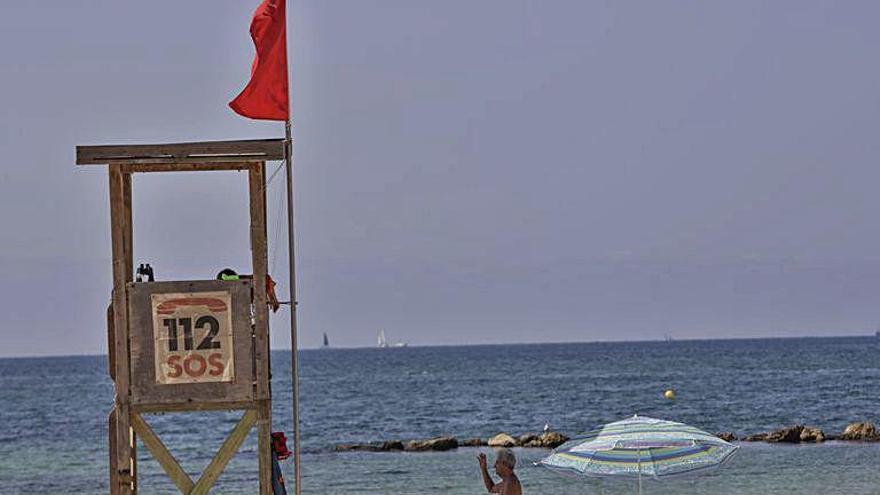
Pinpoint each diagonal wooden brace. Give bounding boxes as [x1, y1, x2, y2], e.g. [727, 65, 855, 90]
[132, 411, 258, 495]
[190, 410, 257, 495]
[131, 413, 194, 494]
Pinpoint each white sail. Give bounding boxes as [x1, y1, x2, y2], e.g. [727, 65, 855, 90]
[378, 330, 406, 348]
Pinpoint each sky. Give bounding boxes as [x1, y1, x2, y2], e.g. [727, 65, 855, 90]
[2, 1, 880, 357]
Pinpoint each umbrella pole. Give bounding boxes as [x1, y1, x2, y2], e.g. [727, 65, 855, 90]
[637, 449, 642, 495]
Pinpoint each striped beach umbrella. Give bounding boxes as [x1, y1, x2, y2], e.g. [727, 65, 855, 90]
[536, 415, 738, 494]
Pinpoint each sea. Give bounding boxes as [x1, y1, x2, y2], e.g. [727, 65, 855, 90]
[1, 337, 879, 494]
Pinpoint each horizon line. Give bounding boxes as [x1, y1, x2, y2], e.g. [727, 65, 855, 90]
[1, 332, 876, 360]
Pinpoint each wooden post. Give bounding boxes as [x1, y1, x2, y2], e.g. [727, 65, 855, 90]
[122, 171, 133, 281]
[122, 172, 137, 494]
[109, 406, 118, 495]
[109, 167, 133, 495]
[249, 163, 272, 495]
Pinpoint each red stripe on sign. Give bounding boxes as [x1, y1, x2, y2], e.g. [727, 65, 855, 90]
[157, 297, 228, 315]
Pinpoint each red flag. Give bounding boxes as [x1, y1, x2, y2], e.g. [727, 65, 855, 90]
[230, 0, 289, 121]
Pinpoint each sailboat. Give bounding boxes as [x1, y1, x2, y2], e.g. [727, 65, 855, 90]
[377, 330, 407, 348]
[322, 332, 329, 348]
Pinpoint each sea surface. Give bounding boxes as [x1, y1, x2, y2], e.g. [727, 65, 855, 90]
[1, 337, 879, 494]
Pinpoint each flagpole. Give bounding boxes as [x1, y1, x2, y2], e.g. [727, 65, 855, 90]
[281, 3, 301, 494]
[284, 118, 302, 495]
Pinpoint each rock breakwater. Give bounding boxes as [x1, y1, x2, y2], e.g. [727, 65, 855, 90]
[335, 422, 879, 453]
[335, 431, 569, 452]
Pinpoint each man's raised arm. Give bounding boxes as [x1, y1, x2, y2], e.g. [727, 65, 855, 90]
[477, 453, 500, 493]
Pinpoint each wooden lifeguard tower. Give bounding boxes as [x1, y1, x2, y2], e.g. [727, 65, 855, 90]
[77, 139, 286, 495]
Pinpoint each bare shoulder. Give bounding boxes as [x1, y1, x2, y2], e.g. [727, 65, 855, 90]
[504, 475, 523, 495]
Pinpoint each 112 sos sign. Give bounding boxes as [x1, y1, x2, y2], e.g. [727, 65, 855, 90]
[151, 292, 235, 384]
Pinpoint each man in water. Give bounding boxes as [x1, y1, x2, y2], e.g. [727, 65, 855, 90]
[478, 449, 522, 494]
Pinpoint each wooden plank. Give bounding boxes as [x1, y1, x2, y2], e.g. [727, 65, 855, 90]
[122, 172, 134, 492]
[190, 410, 257, 495]
[109, 407, 119, 495]
[107, 303, 116, 380]
[249, 163, 273, 495]
[130, 425, 138, 495]
[131, 413, 195, 494]
[248, 163, 271, 400]
[123, 172, 133, 281]
[109, 167, 133, 495]
[120, 162, 254, 173]
[257, 401, 273, 495]
[132, 400, 257, 414]
[77, 139, 285, 165]
[123, 172, 137, 494]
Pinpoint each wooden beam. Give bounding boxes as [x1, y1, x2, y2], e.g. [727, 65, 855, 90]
[77, 139, 285, 165]
[131, 414, 194, 494]
[109, 167, 133, 495]
[190, 410, 257, 495]
[248, 163, 270, 400]
[122, 172, 137, 494]
[132, 400, 259, 414]
[256, 402, 273, 495]
[109, 407, 119, 495]
[130, 424, 138, 495]
[122, 172, 133, 281]
[248, 163, 273, 495]
[107, 303, 115, 380]
[120, 162, 254, 173]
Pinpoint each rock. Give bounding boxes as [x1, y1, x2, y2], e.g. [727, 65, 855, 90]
[544, 432, 569, 449]
[334, 443, 385, 452]
[765, 425, 804, 443]
[460, 438, 485, 447]
[382, 440, 405, 451]
[523, 431, 569, 449]
[404, 436, 459, 452]
[742, 425, 825, 444]
[799, 427, 825, 443]
[840, 422, 879, 441]
[518, 434, 538, 445]
[487, 433, 518, 448]
[716, 432, 737, 442]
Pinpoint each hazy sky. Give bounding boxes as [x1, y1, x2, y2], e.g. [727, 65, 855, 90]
[2, 1, 880, 357]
